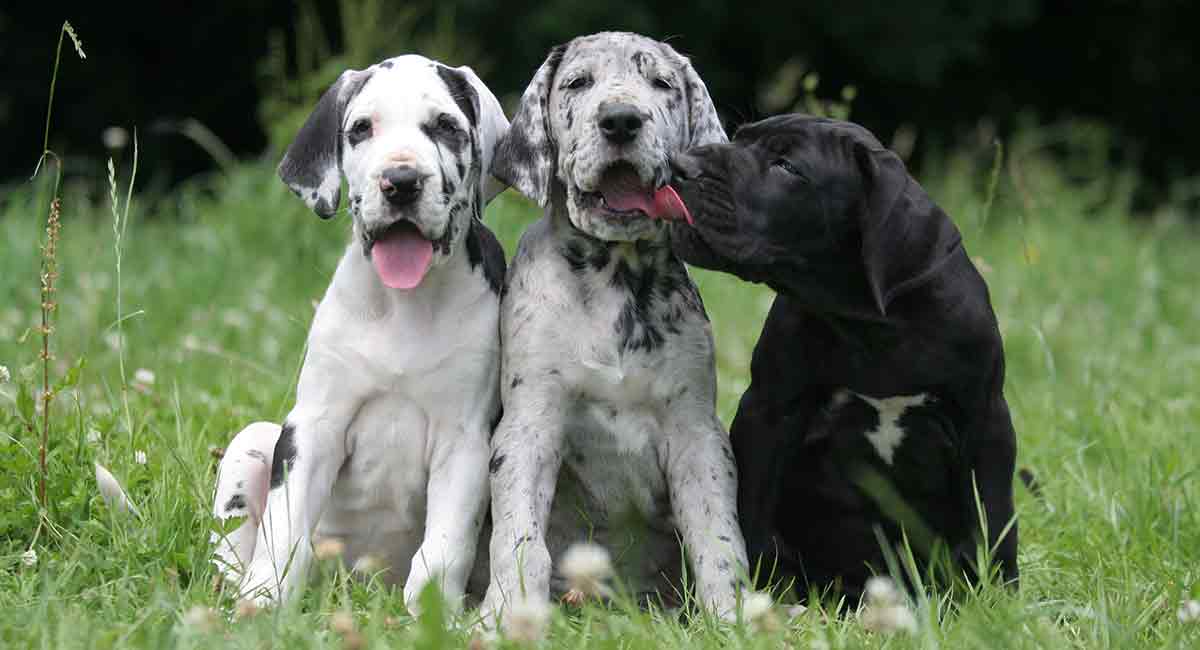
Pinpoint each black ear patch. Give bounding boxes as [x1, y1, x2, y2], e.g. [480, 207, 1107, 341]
[437, 65, 480, 128]
[277, 69, 374, 218]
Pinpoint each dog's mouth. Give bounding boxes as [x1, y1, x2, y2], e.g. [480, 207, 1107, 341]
[363, 220, 435, 290]
[577, 162, 692, 225]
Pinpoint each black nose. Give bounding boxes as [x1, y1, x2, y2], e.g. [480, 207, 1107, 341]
[380, 166, 423, 205]
[598, 103, 644, 145]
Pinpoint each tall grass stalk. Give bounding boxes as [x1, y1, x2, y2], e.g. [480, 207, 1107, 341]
[108, 138, 139, 449]
[31, 21, 86, 512]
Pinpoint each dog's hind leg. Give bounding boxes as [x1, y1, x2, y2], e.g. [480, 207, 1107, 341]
[211, 422, 280, 584]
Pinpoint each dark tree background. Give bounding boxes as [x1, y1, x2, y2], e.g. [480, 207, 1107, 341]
[2, 1, 1196, 204]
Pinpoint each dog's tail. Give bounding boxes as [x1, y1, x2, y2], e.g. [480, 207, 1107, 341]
[211, 421, 280, 585]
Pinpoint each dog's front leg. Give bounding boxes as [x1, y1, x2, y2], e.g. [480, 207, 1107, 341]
[404, 425, 490, 613]
[238, 359, 361, 605]
[666, 414, 749, 619]
[479, 390, 565, 626]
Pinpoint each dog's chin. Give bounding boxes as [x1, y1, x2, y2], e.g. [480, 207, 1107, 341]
[566, 190, 665, 242]
[357, 212, 453, 261]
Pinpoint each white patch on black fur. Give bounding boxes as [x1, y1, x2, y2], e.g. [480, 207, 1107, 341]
[854, 393, 930, 465]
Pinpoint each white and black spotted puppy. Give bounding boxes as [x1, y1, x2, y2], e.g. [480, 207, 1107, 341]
[480, 32, 747, 623]
[210, 55, 509, 611]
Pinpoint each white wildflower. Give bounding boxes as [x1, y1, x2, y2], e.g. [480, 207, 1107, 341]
[787, 604, 809, 618]
[742, 591, 781, 632]
[860, 601, 917, 634]
[0, 365, 10, 383]
[181, 605, 218, 632]
[94, 462, 140, 516]
[134, 450, 147, 465]
[21, 549, 37, 567]
[503, 596, 553, 643]
[1179, 600, 1200, 623]
[102, 126, 129, 150]
[133, 368, 155, 385]
[864, 576, 900, 607]
[87, 429, 102, 444]
[559, 542, 613, 599]
[331, 611, 365, 650]
[104, 331, 123, 351]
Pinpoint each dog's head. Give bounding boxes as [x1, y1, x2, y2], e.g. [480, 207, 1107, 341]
[493, 32, 725, 242]
[669, 114, 962, 315]
[278, 55, 509, 289]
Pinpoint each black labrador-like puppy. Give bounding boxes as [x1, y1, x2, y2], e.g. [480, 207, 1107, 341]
[667, 115, 1019, 601]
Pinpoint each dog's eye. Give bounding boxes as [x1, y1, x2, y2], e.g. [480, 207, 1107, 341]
[435, 113, 462, 135]
[772, 158, 805, 178]
[565, 75, 593, 91]
[652, 77, 674, 91]
[347, 118, 372, 145]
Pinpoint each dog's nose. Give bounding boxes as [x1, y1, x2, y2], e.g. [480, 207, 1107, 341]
[598, 103, 644, 145]
[380, 166, 423, 205]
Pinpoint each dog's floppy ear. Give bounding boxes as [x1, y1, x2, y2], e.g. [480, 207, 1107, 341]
[666, 47, 728, 148]
[490, 44, 566, 207]
[854, 141, 963, 315]
[278, 68, 373, 218]
[436, 64, 511, 205]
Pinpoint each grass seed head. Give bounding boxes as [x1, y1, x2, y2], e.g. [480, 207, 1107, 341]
[504, 596, 553, 643]
[559, 542, 613, 598]
[1178, 600, 1200, 623]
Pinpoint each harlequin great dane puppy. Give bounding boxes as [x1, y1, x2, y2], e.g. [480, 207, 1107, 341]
[480, 32, 748, 623]
[667, 115, 1019, 601]
[210, 54, 509, 610]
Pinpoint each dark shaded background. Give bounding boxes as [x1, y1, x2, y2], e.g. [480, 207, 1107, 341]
[2, 1, 1196, 206]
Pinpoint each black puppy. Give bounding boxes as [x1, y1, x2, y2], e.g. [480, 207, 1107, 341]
[668, 115, 1018, 601]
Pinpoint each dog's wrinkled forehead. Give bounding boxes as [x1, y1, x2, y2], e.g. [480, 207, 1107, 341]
[557, 32, 677, 83]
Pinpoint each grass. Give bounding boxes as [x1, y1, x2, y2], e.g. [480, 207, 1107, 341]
[0, 138, 1198, 648]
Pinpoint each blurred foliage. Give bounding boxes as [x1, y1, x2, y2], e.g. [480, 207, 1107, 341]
[2, 0, 1198, 212]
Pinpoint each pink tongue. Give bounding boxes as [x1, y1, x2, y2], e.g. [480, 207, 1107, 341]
[601, 183, 693, 225]
[371, 223, 434, 289]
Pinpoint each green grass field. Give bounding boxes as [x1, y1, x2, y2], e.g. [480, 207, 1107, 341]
[1, 145, 1198, 649]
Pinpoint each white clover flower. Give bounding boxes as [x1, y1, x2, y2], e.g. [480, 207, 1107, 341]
[133, 368, 155, 385]
[864, 576, 901, 607]
[134, 450, 147, 465]
[1179, 600, 1200, 623]
[21, 549, 37, 567]
[0, 365, 10, 383]
[503, 596, 553, 643]
[559, 542, 613, 599]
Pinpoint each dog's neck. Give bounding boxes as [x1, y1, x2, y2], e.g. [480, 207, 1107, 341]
[546, 190, 677, 274]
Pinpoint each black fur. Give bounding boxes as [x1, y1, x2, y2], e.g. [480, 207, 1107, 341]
[270, 422, 298, 490]
[465, 217, 507, 294]
[670, 114, 1019, 601]
[436, 65, 480, 128]
[277, 70, 374, 218]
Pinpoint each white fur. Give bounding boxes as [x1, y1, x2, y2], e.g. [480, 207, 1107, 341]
[211, 55, 507, 612]
[854, 393, 929, 465]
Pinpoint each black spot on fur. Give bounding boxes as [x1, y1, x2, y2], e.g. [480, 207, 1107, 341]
[465, 218, 506, 294]
[435, 65, 480, 127]
[378, 60, 393, 69]
[510, 375, 524, 389]
[489, 453, 506, 474]
[269, 423, 297, 489]
[224, 494, 247, 513]
[560, 238, 611, 273]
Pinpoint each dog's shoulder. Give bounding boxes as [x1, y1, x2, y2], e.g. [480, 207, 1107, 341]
[465, 218, 507, 295]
